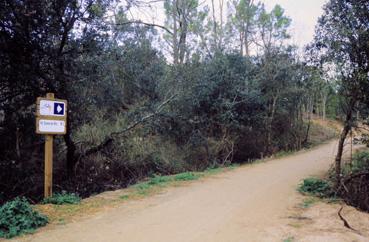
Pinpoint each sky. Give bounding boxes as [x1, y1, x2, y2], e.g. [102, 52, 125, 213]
[129, 0, 329, 50]
[260, 0, 328, 48]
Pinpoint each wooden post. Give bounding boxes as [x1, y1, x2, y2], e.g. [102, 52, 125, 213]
[44, 134, 53, 198]
[44, 93, 54, 198]
[350, 129, 353, 169]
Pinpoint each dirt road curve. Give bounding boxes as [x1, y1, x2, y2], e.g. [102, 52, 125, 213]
[19, 140, 348, 242]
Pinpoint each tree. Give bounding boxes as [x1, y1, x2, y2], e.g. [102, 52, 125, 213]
[164, 0, 199, 65]
[228, 0, 259, 56]
[0, 0, 111, 176]
[256, 47, 302, 154]
[256, 4, 291, 54]
[209, 0, 225, 52]
[312, 0, 369, 186]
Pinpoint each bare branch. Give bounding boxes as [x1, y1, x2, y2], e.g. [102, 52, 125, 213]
[82, 94, 177, 157]
[113, 20, 173, 35]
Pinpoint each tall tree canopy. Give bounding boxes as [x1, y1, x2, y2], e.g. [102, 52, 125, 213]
[312, 0, 369, 185]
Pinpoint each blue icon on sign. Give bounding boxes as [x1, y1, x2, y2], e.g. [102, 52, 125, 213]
[53, 102, 65, 115]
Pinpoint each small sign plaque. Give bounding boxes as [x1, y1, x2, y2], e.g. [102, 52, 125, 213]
[36, 119, 66, 134]
[36, 95, 67, 135]
[38, 99, 67, 117]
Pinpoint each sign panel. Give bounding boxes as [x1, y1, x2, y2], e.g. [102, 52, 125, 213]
[38, 99, 67, 117]
[36, 118, 66, 134]
[36, 93, 67, 199]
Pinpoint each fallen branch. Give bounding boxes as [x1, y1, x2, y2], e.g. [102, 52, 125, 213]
[342, 172, 369, 184]
[335, 172, 369, 196]
[82, 94, 176, 157]
[338, 206, 361, 235]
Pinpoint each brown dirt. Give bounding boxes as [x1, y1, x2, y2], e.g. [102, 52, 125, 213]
[12, 140, 369, 242]
[282, 199, 369, 242]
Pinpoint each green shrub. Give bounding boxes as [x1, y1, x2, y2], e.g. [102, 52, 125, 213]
[298, 178, 331, 197]
[42, 192, 81, 205]
[0, 197, 48, 238]
[349, 151, 369, 173]
[174, 172, 199, 181]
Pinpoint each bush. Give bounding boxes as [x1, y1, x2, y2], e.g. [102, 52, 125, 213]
[349, 151, 369, 173]
[0, 197, 48, 238]
[339, 151, 369, 212]
[42, 192, 81, 205]
[298, 178, 331, 197]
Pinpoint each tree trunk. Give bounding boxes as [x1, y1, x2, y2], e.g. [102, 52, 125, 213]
[334, 122, 350, 188]
[219, 0, 224, 48]
[240, 32, 244, 56]
[244, 15, 251, 57]
[334, 100, 354, 188]
[245, 33, 249, 57]
[303, 116, 311, 145]
[58, 68, 77, 177]
[172, 0, 179, 65]
[15, 127, 21, 158]
[265, 95, 278, 154]
[64, 120, 77, 177]
[211, 0, 218, 49]
[321, 93, 327, 120]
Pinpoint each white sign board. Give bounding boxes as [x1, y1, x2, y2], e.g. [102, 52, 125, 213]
[39, 100, 66, 117]
[37, 119, 66, 134]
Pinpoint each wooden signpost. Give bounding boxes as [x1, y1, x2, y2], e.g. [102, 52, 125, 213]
[36, 93, 67, 198]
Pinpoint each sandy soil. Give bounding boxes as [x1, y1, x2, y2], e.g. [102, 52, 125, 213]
[13, 140, 369, 242]
[282, 199, 369, 242]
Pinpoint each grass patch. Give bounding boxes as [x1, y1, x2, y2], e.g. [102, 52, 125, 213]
[326, 197, 341, 204]
[275, 150, 294, 158]
[134, 183, 153, 196]
[204, 167, 224, 174]
[298, 177, 331, 198]
[42, 192, 81, 205]
[0, 197, 48, 238]
[35, 197, 112, 225]
[283, 236, 295, 242]
[57, 218, 66, 225]
[119, 195, 130, 200]
[131, 172, 202, 197]
[130, 168, 234, 197]
[288, 223, 302, 229]
[300, 197, 318, 208]
[174, 172, 200, 181]
[148, 175, 172, 185]
[228, 164, 240, 169]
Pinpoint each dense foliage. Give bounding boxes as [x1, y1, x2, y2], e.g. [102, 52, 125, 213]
[0, 0, 340, 203]
[0, 197, 48, 238]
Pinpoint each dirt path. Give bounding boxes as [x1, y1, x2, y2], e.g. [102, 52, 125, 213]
[16, 140, 368, 242]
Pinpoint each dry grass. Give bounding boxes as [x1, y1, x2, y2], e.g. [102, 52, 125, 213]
[33, 167, 236, 225]
[308, 118, 341, 145]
